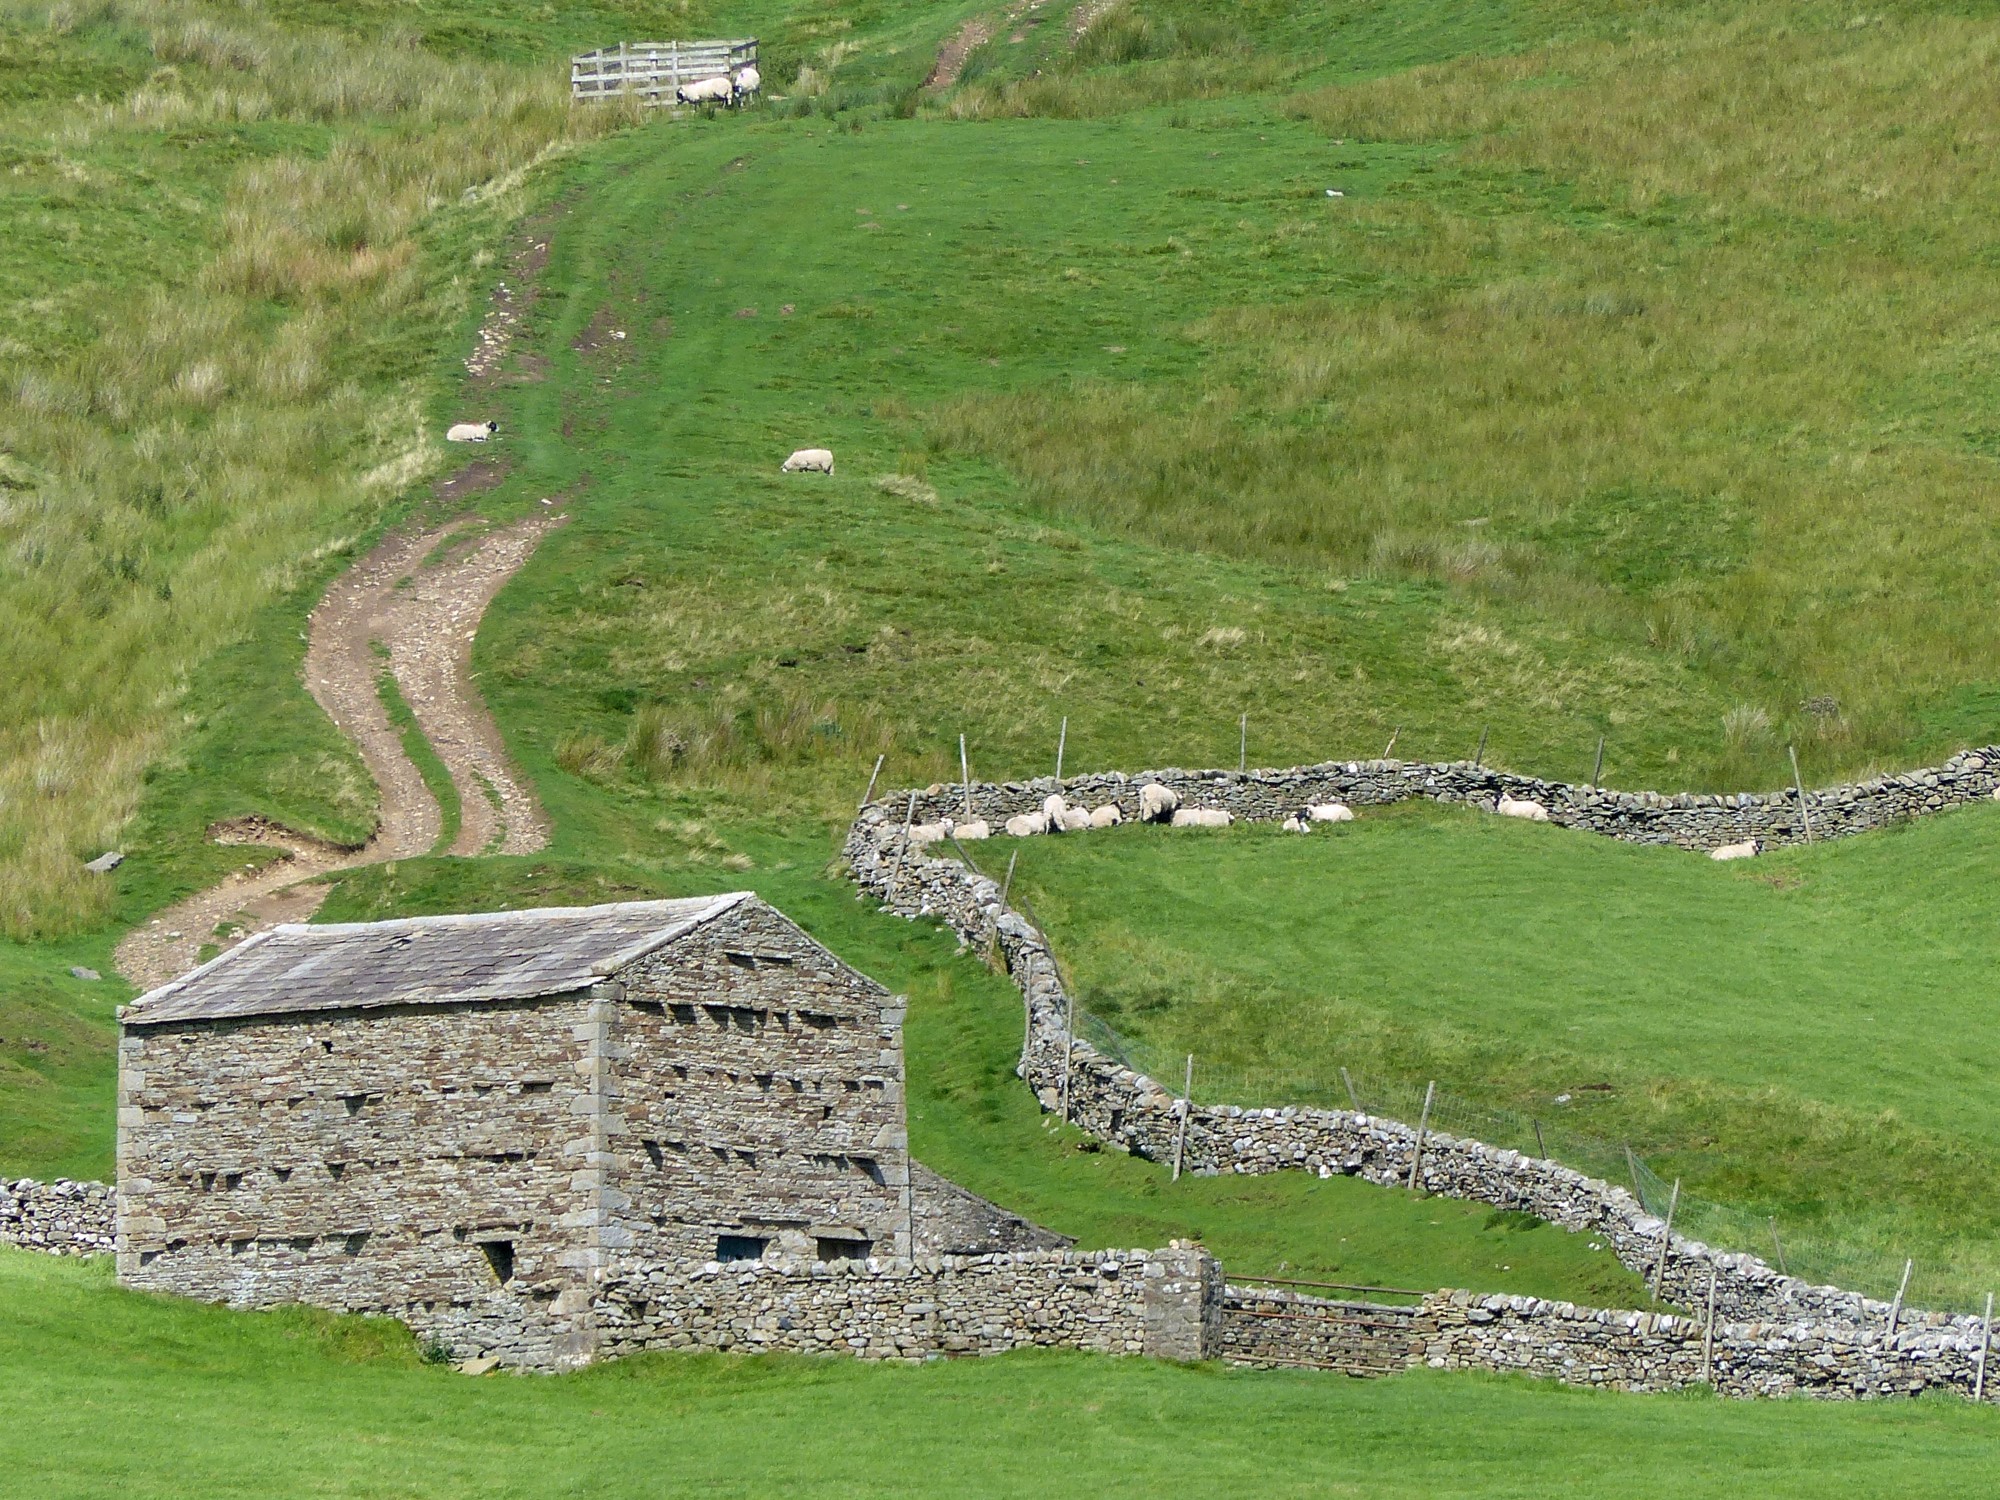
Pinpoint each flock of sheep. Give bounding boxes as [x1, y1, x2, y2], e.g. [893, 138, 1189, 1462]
[905, 784, 1361, 847]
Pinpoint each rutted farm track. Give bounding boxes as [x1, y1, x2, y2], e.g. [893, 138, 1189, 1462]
[115, 269, 561, 993]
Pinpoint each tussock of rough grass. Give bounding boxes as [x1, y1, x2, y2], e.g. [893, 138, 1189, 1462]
[935, 6, 2000, 787]
[0, 0, 634, 936]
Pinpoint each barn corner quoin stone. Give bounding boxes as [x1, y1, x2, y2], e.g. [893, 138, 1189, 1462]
[838, 752, 2000, 1401]
[103, 892, 1215, 1371]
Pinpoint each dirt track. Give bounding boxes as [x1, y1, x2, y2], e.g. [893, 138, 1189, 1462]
[114, 503, 564, 993]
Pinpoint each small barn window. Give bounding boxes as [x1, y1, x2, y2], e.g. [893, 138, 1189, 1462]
[816, 1237, 871, 1262]
[716, 1234, 767, 1263]
[642, 1140, 665, 1167]
[479, 1240, 515, 1284]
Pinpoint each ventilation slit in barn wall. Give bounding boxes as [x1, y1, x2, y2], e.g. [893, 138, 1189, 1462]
[479, 1240, 514, 1285]
[643, 1140, 665, 1168]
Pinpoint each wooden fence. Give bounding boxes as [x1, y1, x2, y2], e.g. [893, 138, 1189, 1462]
[571, 39, 759, 106]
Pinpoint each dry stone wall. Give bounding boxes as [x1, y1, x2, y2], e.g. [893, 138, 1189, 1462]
[883, 744, 2000, 853]
[594, 1244, 1220, 1363]
[843, 782, 2000, 1401]
[1, 1178, 115, 1255]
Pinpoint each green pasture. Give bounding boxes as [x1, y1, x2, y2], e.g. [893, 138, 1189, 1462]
[1002, 800, 2000, 1300]
[5, 1248, 1998, 1498]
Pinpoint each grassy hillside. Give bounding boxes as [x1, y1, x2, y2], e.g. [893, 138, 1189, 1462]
[1003, 801, 2000, 1303]
[6, 1248, 1998, 1498]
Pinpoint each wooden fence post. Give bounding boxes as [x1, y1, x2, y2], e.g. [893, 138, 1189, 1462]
[1339, 1066, 1359, 1111]
[1055, 716, 1067, 781]
[1976, 1291, 1994, 1403]
[1383, 726, 1399, 758]
[998, 848, 1019, 911]
[1406, 1080, 1435, 1191]
[1059, 989, 1075, 1120]
[1888, 1258, 1913, 1340]
[885, 791, 918, 895]
[1650, 1178, 1681, 1299]
[1239, 713, 1247, 773]
[959, 734, 973, 819]
[858, 752, 885, 811]
[1702, 1266, 1719, 1388]
[1473, 726, 1488, 767]
[1532, 1118, 1547, 1160]
[1592, 735, 1605, 786]
[1171, 1054, 1194, 1182]
[1018, 951, 1036, 1076]
[1788, 745, 1815, 844]
[1768, 1216, 1789, 1276]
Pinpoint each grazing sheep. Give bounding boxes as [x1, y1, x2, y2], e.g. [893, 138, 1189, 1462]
[1282, 814, 1309, 834]
[1495, 796, 1550, 822]
[1137, 784, 1180, 823]
[951, 819, 990, 841]
[1004, 811, 1049, 837]
[908, 822, 947, 846]
[1170, 808, 1231, 828]
[1710, 839, 1758, 861]
[1088, 804, 1122, 828]
[1308, 802, 1355, 824]
[732, 65, 761, 102]
[1054, 807, 1092, 832]
[782, 447, 835, 474]
[446, 420, 498, 443]
[677, 73, 734, 105]
[1041, 793, 1068, 822]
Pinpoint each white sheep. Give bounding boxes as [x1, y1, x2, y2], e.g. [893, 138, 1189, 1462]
[1495, 796, 1550, 822]
[1138, 784, 1179, 823]
[1282, 815, 1309, 834]
[782, 447, 834, 474]
[677, 73, 734, 105]
[1004, 811, 1048, 837]
[1308, 802, 1354, 823]
[1054, 807, 1092, 832]
[1088, 804, 1122, 828]
[1170, 808, 1231, 828]
[952, 819, 990, 841]
[446, 420, 498, 442]
[732, 65, 761, 102]
[1041, 793, 1068, 822]
[1710, 839, 1758, 861]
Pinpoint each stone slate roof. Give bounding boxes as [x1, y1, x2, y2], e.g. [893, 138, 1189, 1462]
[124, 894, 754, 1026]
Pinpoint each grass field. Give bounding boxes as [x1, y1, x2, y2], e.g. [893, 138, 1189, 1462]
[5, 1247, 1997, 1498]
[1002, 801, 2000, 1302]
[9, 0, 2000, 1476]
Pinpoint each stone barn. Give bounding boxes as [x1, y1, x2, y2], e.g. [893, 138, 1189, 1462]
[115, 894, 1047, 1367]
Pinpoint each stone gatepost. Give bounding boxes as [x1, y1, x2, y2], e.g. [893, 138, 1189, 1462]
[1142, 1241, 1223, 1361]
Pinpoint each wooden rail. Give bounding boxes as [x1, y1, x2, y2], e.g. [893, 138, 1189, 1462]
[1230, 1273, 1428, 1297]
[571, 39, 759, 106]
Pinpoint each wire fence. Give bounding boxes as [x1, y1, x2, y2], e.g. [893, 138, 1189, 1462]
[951, 843, 1991, 1314]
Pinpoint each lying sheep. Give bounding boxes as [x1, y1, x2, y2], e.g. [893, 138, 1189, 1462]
[782, 447, 834, 474]
[446, 420, 498, 442]
[1088, 804, 1122, 828]
[1170, 808, 1231, 828]
[1282, 814, 1309, 834]
[1004, 811, 1048, 837]
[1710, 839, 1758, 861]
[677, 73, 734, 105]
[1308, 802, 1354, 824]
[1138, 784, 1179, 823]
[1054, 807, 1092, 832]
[952, 819, 990, 841]
[1495, 796, 1550, 822]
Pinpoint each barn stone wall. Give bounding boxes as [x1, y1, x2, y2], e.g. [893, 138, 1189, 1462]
[612, 901, 913, 1265]
[117, 993, 604, 1368]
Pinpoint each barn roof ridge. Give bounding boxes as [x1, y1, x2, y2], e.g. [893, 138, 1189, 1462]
[123, 892, 758, 1026]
